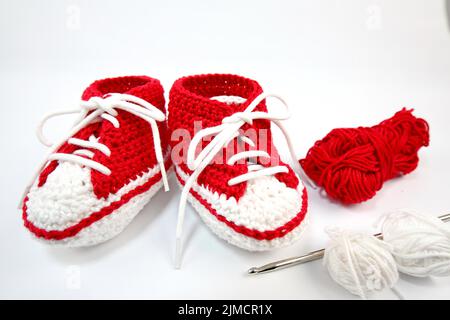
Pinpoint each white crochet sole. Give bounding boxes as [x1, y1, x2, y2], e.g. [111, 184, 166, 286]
[176, 168, 309, 251]
[36, 177, 165, 247]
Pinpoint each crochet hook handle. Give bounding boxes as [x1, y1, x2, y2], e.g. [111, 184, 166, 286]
[248, 213, 450, 275]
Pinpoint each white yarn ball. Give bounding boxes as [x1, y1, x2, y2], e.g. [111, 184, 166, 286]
[323, 228, 399, 299]
[380, 211, 450, 277]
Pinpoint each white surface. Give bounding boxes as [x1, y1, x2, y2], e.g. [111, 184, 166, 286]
[1, 0, 450, 299]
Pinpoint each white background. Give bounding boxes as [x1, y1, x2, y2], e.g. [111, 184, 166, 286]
[1, 0, 450, 299]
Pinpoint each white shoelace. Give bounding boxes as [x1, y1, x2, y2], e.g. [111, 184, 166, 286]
[175, 92, 313, 268]
[19, 93, 169, 206]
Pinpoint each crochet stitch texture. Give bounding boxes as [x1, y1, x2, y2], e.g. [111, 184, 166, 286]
[168, 74, 308, 251]
[22, 76, 171, 246]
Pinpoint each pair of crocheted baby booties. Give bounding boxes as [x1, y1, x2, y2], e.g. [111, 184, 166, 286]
[20, 74, 309, 266]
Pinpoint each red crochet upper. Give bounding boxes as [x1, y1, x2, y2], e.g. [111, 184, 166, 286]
[168, 74, 298, 201]
[37, 76, 167, 199]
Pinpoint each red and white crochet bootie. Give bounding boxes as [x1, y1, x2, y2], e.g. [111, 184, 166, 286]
[21, 76, 171, 246]
[168, 74, 309, 267]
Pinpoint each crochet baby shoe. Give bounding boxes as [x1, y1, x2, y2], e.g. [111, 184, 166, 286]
[168, 74, 309, 267]
[21, 76, 171, 246]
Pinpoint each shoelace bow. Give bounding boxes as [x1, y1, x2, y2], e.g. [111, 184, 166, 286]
[175, 92, 313, 268]
[19, 93, 169, 206]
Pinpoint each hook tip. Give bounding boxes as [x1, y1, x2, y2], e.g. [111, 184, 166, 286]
[247, 268, 257, 275]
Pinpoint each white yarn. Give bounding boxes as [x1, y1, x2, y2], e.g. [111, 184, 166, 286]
[323, 228, 399, 299]
[380, 211, 450, 277]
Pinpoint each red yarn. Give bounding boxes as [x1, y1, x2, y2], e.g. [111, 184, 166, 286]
[300, 108, 429, 204]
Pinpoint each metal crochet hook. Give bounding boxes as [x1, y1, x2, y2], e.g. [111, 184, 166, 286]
[248, 212, 450, 275]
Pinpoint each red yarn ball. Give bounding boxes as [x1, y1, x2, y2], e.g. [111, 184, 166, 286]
[300, 108, 429, 204]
